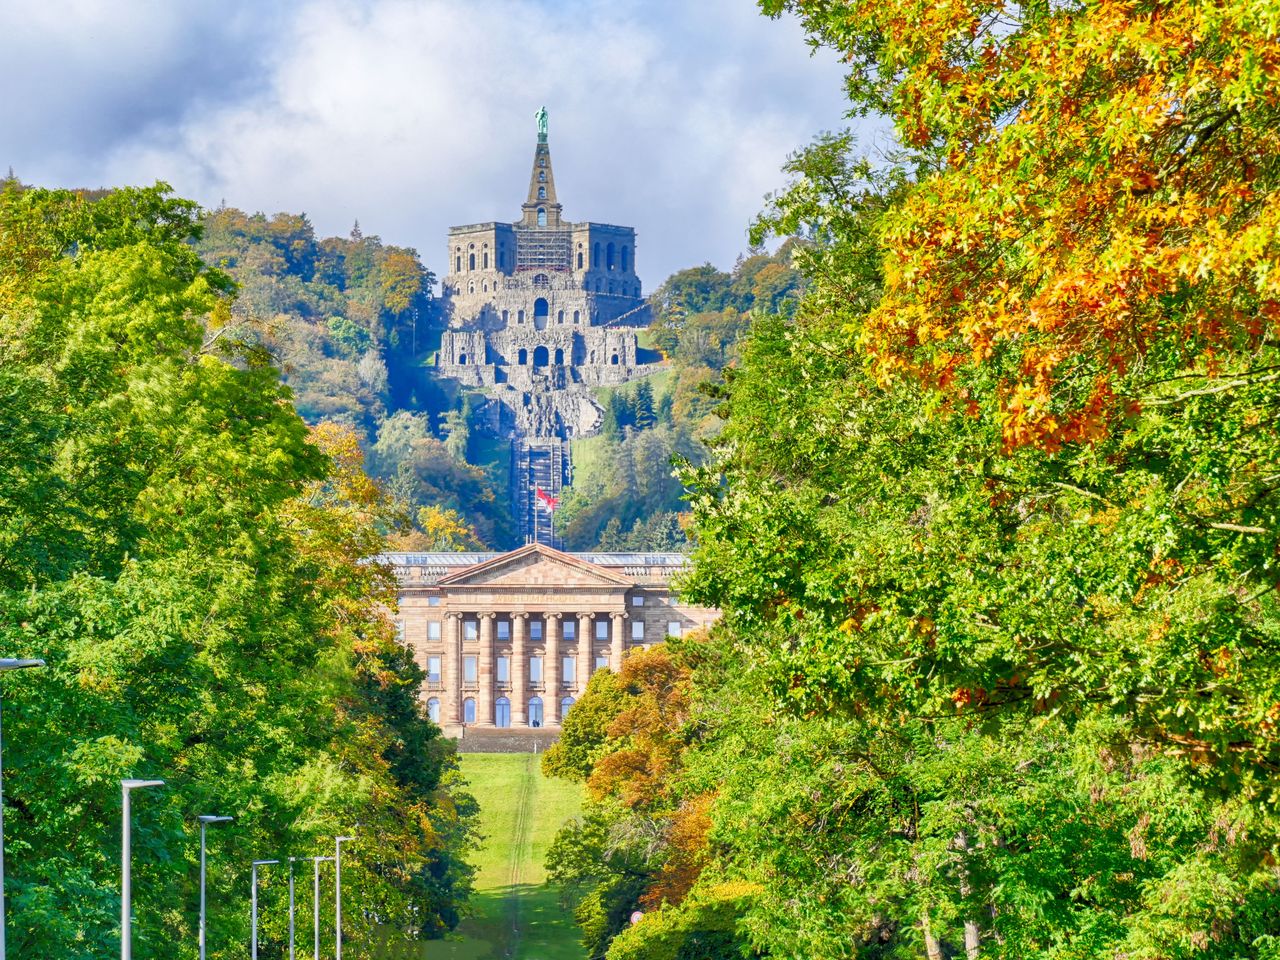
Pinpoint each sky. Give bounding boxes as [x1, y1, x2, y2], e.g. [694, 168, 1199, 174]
[1, 0, 879, 284]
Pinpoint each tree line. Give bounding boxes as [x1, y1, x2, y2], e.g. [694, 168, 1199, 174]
[0, 182, 477, 957]
[540, 0, 1280, 957]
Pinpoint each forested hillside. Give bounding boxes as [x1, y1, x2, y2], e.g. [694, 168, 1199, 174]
[195, 204, 804, 554]
[558, 245, 804, 550]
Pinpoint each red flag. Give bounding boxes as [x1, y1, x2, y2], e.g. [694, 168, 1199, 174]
[535, 487, 559, 511]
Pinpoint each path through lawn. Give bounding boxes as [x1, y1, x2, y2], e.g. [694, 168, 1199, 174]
[415, 752, 584, 960]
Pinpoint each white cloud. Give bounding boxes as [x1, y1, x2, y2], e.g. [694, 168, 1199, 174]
[4, 0, 865, 282]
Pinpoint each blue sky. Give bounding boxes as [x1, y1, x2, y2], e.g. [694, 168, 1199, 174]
[2, 0, 884, 284]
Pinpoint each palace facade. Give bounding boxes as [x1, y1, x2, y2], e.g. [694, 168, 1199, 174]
[389, 544, 716, 733]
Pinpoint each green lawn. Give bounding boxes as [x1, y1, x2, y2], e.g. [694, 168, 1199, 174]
[405, 752, 585, 960]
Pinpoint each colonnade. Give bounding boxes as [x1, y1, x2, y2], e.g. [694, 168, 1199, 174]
[438, 610, 628, 728]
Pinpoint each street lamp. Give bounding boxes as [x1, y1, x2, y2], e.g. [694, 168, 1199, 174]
[121, 778, 165, 960]
[312, 856, 333, 960]
[334, 836, 355, 960]
[288, 857, 298, 960]
[251, 859, 279, 960]
[196, 815, 232, 960]
[0, 657, 43, 960]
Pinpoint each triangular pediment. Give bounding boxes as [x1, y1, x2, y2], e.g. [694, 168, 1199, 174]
[437, 544, 633, 588]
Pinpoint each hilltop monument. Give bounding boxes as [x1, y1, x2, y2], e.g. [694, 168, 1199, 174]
[436, 109, 657, 544]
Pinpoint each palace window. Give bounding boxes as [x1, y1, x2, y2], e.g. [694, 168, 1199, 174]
[464, 620, 478, 641]
[463, 698, 476, 724]
[427, 656, 441, 683]
[427, 621, 441, 641]
[529, 656, 543, 681]
[427, 698, 440, 723]
[560, 696, 575, 717]
[496, 697, 511, 728]
[667, 622, 683, 638]
[497, 619, 510, 640]
[631, 595, 644, 606]
[528, 696, 544, 727]
[595, 656, 608, 672]
[563, 620, 575, 640]
[497, 656, 510, 683]
[562, 657, 575, 684]
[595, 620, 608, 640]
[631, 620, 644, 641]
[463, 656, 478, 683]
[428, 596, 440, 606]
[530, 620, 543, 640]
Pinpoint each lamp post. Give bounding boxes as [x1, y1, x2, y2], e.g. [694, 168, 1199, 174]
[0, 657, 44, 960]
[334, 836, 355, 960]
[288, 857, 297, 960]
[251, 859, 279, 960]
[312, 856, 333, 960]
[121, 778, 165, 960]
[196, 815, 232, 960]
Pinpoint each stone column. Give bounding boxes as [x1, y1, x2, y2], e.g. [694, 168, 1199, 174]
[476, 613, 495, 727]
[610, 612, 627, 672]
[443, 613, 462, 725]
[511, 613, 528, 727]
[545, 612, 562, 726]
[576, 612, 594, 693]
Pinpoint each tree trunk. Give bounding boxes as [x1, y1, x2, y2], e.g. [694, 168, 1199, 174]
[921, 911, 944, 960]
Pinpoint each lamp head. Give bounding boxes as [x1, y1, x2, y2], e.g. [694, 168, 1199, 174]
[336, 835, 356, 843]
[252, 859, 280, 867]
[198, 815, 233, 824]
[0, 658, 45, 671]
[122, 779, 165, 791]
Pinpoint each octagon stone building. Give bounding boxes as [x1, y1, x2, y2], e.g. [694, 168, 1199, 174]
[389, 544, 716, 734]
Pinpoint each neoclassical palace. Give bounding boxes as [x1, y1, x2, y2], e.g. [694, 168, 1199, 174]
[388, 544, 716, 733]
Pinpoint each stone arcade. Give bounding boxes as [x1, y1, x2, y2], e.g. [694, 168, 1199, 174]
[389, 544, 716, 734]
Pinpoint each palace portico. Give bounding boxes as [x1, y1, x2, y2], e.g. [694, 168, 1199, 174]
[387, 544, 717, 734]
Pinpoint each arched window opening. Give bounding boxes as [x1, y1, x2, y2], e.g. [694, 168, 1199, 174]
[455, 256, 461, 272]
[539, 170, 546, 182]
[463, 698, 476, 724]
[560, 696, 575, 717]
[483, 248, 489, 269]
[538, 186, 546, 199]
[458, 353, 468, 365]
[533, 345, 549, 366]
[469, 253, 476, 271]
[577, 251, 584, 269]
[518, 310, 525, 324]
[573, 310, 580, 324]
[606, 242, 616, 270]
[427, 698, 440, 724]
[554, 347, 564, 365]
[537, 207, 547, 227]
[621, 246, 630, 272]
[539, 157, 546, 167]
[482, 281, 487, 292]
[528, 696, 544, 728]
[557, 310, 564, 324]
[533, 273, 550, 288]
[518, 348, 528, 365]
[592, 243, 601, 268]
[610, 353, 619, 365]
[495, 697, 511, 728]
[534, 297, 550, 327]
[468, 281, 475, 294]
